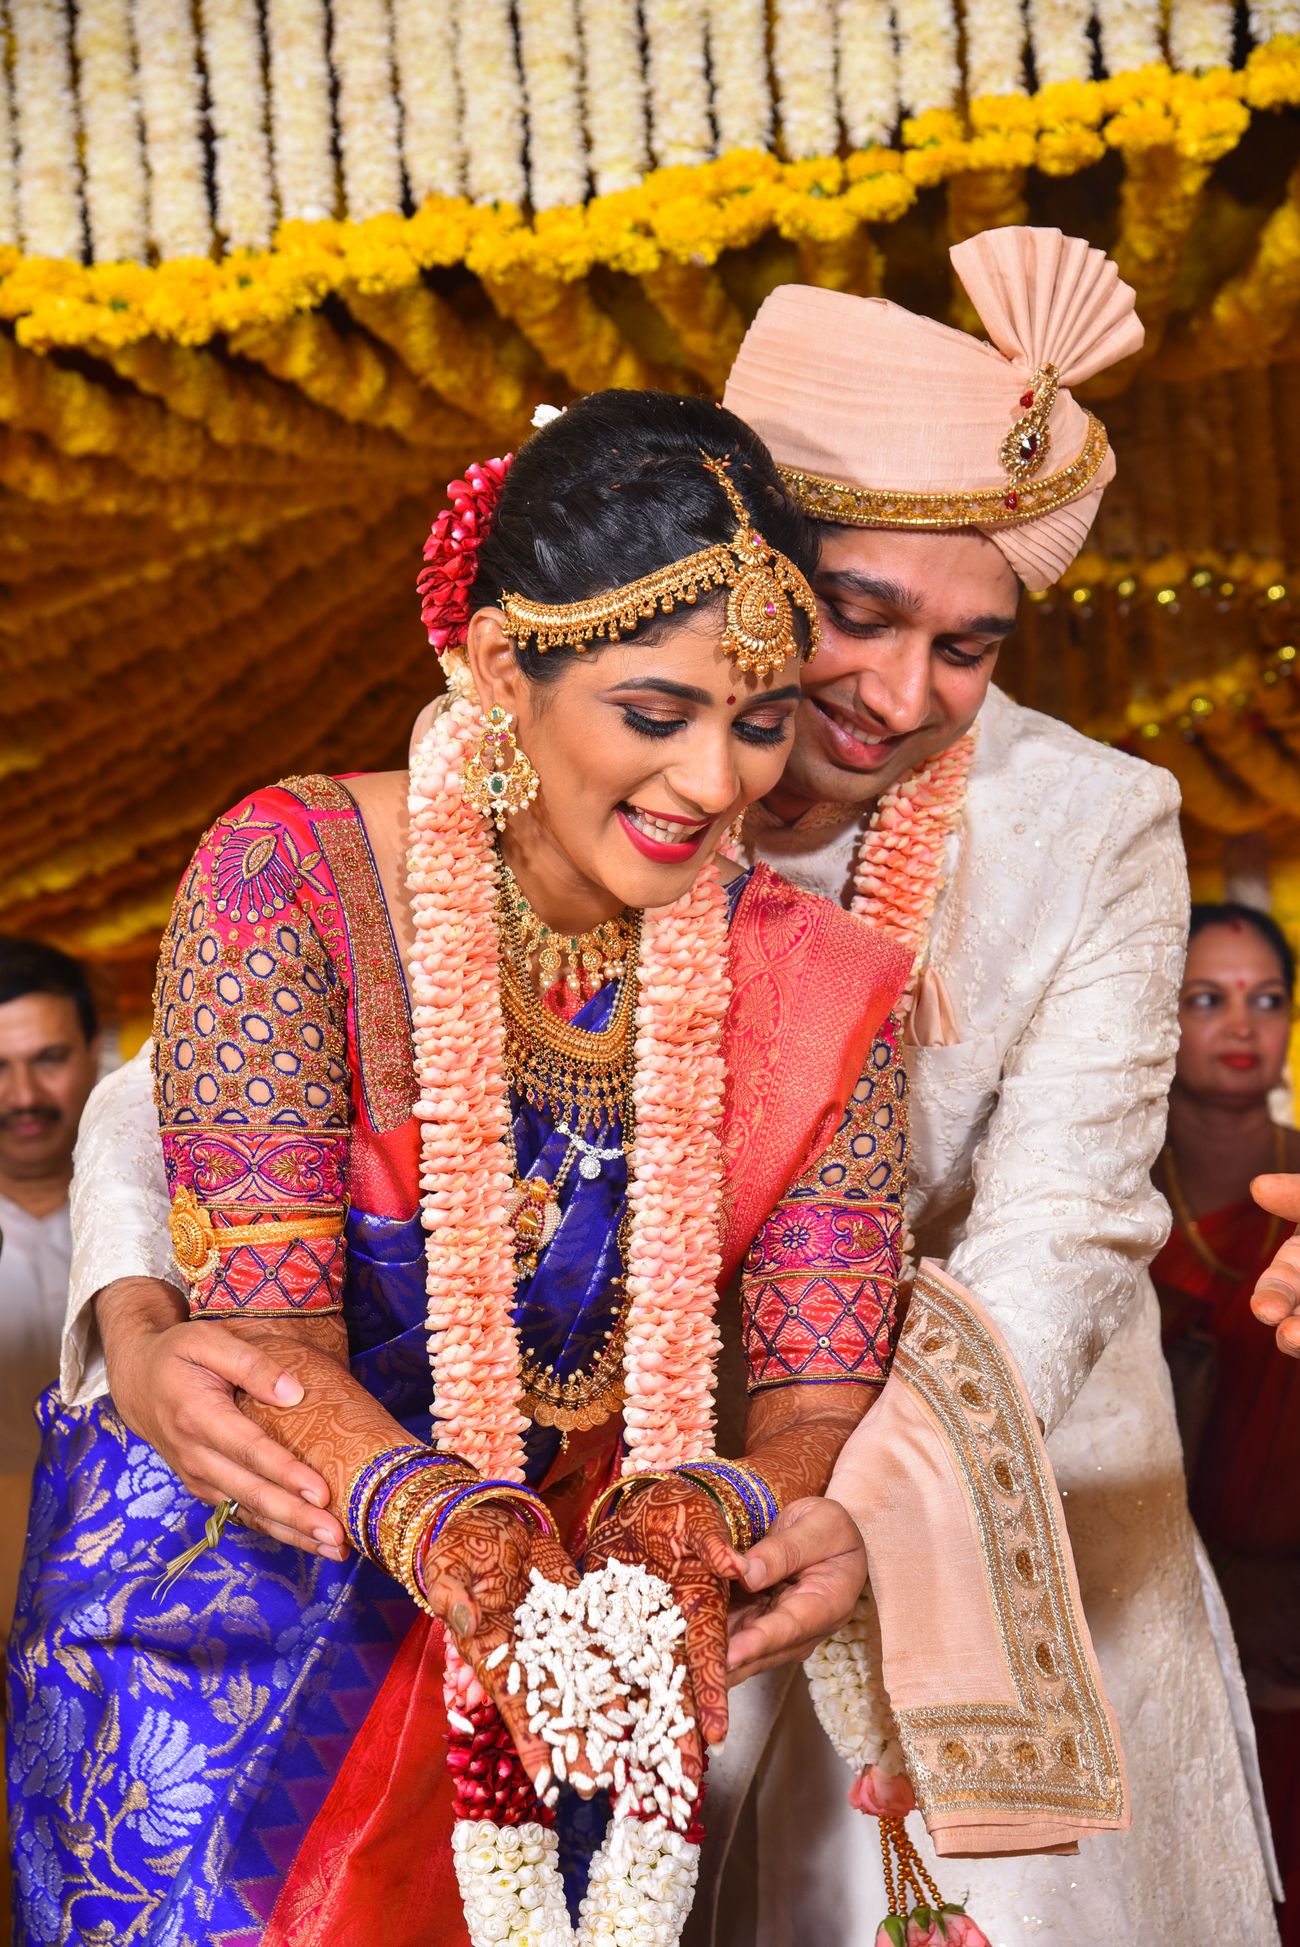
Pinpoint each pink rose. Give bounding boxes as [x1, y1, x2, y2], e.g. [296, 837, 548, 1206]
[874, 1922, 907, 1947]
[933, 1912, 991, 1946]
[904, 1910, 944, 1946]
[850, 1763, 919, 1819]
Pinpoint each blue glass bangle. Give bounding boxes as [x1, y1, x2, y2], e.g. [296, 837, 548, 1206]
[682, 1458, 778, 1541]
[363, 1452, 457, 1561]
[345, 1444, 423, 1552]
[425, 1479, 555, 1549]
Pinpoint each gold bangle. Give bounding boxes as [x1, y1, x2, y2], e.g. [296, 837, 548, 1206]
[375, 1468, 475, 1579]
[581, 1471, 677, 1552]
[345, 1445, 426, 1555]
[676, 1468, 751, 1551]
[431, 1482, 560, 1545]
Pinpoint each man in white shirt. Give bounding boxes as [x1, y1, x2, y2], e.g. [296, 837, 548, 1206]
[0, 937, 99, 1634]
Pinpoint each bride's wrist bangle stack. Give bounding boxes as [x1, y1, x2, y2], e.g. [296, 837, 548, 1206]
[673, 1458, 780, 1550]
[345, 1444, 475, 1565]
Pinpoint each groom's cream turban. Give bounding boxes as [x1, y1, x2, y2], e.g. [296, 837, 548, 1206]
[723, 226, 1143, 592]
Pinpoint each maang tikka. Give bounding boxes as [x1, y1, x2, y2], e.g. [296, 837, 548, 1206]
[461, 704, 540, 830]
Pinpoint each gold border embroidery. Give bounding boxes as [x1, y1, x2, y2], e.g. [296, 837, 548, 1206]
[277, 775, 414, 1135]
[778, 413, 1108, 530]
[892, 1269, 1126, 1828]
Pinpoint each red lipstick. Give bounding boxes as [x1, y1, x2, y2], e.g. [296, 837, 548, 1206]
[617, 806, 712, 864]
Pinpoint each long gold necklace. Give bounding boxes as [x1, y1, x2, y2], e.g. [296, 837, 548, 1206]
[496, 867, 640, 1441]
[499, 858, 634, 1000]
[1162, 1123, 1287, 1282]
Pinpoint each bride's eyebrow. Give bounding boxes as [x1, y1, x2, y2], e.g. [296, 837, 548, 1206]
[606, 678, 714, 704]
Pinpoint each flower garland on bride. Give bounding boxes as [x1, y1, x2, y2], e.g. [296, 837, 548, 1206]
[408, 453, 733, 1946]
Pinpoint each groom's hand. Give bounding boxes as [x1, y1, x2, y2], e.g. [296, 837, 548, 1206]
[1249, 1174, 1300, 1356]
[96, 1276, 345, 1556]
[724, 1496, 867, 1681]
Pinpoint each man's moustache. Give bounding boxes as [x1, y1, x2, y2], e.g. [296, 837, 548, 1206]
[0, 1106, 60, 1133]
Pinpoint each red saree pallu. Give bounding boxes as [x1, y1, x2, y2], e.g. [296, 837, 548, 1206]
[264, 862, 910, 1945]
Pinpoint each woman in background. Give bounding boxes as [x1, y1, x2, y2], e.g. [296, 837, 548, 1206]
[1153, 901, 1300, 1941]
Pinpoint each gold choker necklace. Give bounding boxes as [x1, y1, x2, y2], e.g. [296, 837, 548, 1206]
[499, 860, 634, 1000]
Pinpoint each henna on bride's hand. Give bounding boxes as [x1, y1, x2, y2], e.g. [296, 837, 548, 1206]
[585, 1479, 734, 1771]
[421, 1507, 585, 1793]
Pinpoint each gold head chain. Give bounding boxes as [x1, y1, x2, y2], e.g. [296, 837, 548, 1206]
[498, 454, 820, 682]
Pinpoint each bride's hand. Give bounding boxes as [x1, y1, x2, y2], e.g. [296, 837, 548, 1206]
[584, 1478, 739, 1793]
[420, 1506, 583, 1793]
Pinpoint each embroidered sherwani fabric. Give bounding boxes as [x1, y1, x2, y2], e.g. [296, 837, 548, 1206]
[729, 684, 1279, 1943]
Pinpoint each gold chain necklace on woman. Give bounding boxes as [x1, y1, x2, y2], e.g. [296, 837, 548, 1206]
[496, 863, 641, 1441]
[499, 857, 635, 1000]
[1162, 1123, 1288, 1282]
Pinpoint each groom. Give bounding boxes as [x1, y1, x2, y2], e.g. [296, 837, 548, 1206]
[696, 228, 1278, 1942]
[66, 229, 1275, 1940]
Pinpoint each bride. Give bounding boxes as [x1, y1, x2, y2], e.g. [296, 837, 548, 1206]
[8, 391, 913, 1947]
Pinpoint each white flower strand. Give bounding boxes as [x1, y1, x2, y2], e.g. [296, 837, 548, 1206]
[805, 1586, 905, 1774]
[517, 0, 588, 212]
[11, 0, 83, 260]
[575, 0, 647, 194]
[455, 0, 526, 208]
[578, 1821, 700, 1945]
[643, 0, 713, 169]
[331, 0, 403, 221]
[74, 0, 147, 262]
[1249, 0, 1300, 38]
[452, 1821, 572, 1946]
[391, 0, 461, 201]
[200, 0, 274, 249]
[1026, 0, 1094, 82]
[706, 0, 772, 153]
[0, 0, 15, 249]
[894, 0, 960, 114]
[773, 0, 839, 159]
[837, 0, 900, 150]
[265, 0, 334, 223]
[1096, 0, 1163, 76]
[130, 0, 212, 258]
[963, 0, 1028, 101]
[1169, 0, 1234, 72]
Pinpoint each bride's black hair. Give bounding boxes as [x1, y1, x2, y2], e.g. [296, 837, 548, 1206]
[467, 390, 820, 683]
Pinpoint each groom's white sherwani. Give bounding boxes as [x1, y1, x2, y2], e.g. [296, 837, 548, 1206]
[739, 682, 1278, 1943]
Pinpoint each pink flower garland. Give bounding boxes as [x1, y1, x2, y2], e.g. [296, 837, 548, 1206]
[408, 694, 526, 1479]
[622, 864, 731, 1473]
[849, 730, 977, 1003]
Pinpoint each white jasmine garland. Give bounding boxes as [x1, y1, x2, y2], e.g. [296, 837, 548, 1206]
[517, 0, 588, 212]
[1095, 0, 1163, 75]
[963, 0, 1028, 101]
[74, 0, 147, 262]
[643, 0, 713, 170]
[1247, 0, 1300, 38]
[454, 0, 526, 207]
[773, 0, 839, 159]
[0, 4, 15, 248]
[1168, 0, 1233, 71]
[575, 0, 647, 193]
[391, 0, 461, 202]
[895, 0, 960, 116]
[706, 0, 772, 153]
[331, 0, 403, 221]
[1026, 0, 1092, 84]
[837, 0, 900, 150]
[265, 0, 334, 223]
[200, 0, 274, 249]
[130, 0, 212, 257]
[805, 1586, 905, 1775]
[12, 0, 84, 260]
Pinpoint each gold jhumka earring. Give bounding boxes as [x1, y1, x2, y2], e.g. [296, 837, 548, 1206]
[461, 704, 540, 830]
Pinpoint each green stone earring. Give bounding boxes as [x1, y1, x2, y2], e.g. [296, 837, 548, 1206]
[461, 704, 540, 831]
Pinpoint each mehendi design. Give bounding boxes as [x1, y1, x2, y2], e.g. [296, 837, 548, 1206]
[585, 1479, 733, 1775]
[741, 1018, 907, 1391]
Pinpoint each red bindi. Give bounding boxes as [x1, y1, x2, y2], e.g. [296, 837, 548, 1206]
[727, 693, 736, 705]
